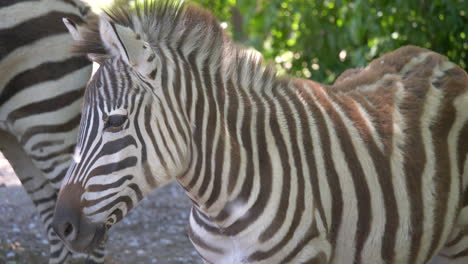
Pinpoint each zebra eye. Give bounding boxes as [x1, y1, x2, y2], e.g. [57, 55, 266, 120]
[104, 115, 127, 132]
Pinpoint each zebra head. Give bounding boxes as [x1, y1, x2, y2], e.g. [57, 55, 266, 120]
[52, 4, 194, 253]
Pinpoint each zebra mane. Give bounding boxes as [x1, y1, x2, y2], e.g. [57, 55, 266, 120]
[72, 0, 189, 61]
[73, 0, 279, 87]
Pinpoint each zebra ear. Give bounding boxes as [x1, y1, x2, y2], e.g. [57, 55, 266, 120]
[99, 17, 157, 79]
[63, 17, 104, 63]
[63, 18, 82, 40]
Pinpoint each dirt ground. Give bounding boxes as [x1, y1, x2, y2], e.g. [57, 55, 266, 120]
[0, 153, 202, 264]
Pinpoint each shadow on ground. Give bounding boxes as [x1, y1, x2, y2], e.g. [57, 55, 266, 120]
[0, 176, 201, 264]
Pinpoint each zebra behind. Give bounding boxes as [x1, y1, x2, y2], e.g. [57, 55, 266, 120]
[52, 1, 468, 263]
[0, 0, 106, 263]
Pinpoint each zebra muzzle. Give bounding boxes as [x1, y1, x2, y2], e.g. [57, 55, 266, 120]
[52, 183, 106, 253]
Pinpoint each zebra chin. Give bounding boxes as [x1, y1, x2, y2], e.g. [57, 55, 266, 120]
[64, 223, 107, 254]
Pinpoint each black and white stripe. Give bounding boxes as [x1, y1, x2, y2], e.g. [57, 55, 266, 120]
[53, 1, 468, 263]
[0, 1, 105, 263]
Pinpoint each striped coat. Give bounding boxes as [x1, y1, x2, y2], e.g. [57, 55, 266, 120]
[0, 0, 102, 263]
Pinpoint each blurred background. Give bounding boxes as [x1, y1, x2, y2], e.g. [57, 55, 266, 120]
[101, 0, 467, 84]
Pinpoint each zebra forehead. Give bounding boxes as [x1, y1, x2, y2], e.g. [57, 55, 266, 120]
[83, 60, 130, 106]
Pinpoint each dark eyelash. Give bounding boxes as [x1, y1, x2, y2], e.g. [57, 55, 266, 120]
[104, 115, 127, 131]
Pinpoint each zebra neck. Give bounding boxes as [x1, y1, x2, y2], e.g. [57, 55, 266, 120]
[176, 68, 323, 228]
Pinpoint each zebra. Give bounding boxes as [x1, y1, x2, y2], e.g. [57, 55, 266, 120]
[52, 0, 468, 263]
[0, 0, 106, 263]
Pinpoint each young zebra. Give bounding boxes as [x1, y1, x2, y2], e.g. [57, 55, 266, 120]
[52, 1, 468, 263]
[0, 1, 104, 263]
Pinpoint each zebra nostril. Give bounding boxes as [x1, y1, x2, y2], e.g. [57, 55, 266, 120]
[63, 222, 74, 239]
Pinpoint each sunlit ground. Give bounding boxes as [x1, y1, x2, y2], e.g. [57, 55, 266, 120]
[0, 153, 19, 187]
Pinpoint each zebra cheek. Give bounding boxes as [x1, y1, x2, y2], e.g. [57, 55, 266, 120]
[143, 162, 158, 189]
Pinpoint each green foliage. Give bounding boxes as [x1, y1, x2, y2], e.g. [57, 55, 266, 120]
[191, 0, 467, 84]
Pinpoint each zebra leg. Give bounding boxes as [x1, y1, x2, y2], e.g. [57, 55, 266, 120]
[430, 234, 468, 263]
[85, 244, 106, 264]
[0, 131, 71, 264]
[430, 204, 468, 264]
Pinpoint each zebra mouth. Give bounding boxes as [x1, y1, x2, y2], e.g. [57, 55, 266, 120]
[60, 221, 107, 254]
[83, 223, 107, 253]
